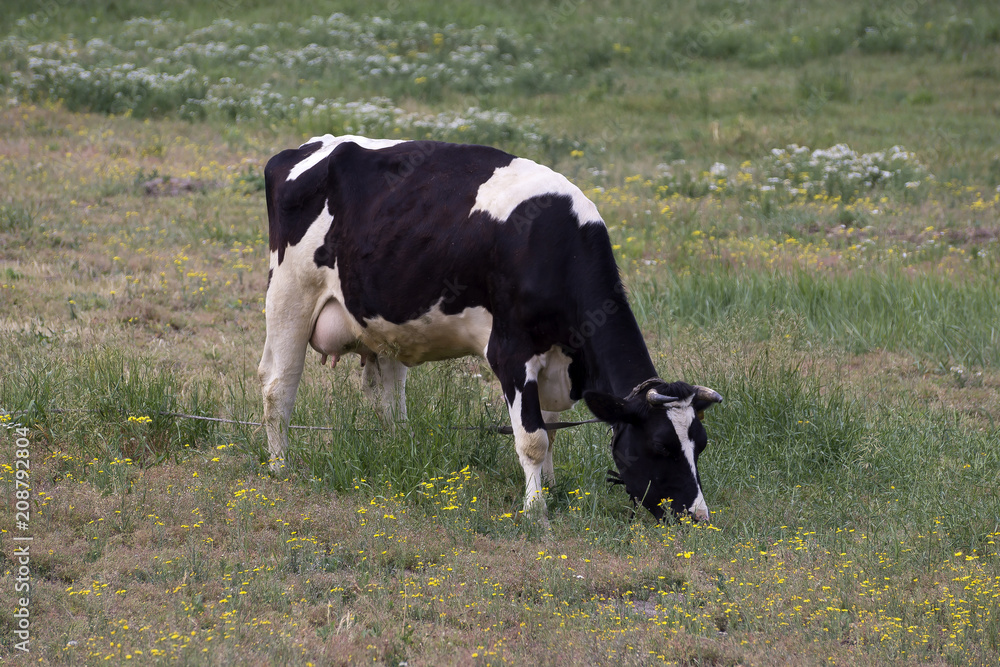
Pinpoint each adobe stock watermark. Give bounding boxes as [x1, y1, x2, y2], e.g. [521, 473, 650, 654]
[212, 0, 245, 15]
[394, 271, 626, 354]
[668, 0, 751, 70]
[866, 0, 931, 34]
[545, 0, 588, 28]
[399, 274, 470, 324]
[14, 0, 76, 31]
[567, 294, 623, 351]
[507, 195, 556, 236]
[380, 142, 564, 236]
[383, 140, 440, 192]
[4, 409, 33, 653]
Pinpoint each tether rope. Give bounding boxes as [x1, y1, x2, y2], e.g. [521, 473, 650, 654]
[1, 407, 603, 434]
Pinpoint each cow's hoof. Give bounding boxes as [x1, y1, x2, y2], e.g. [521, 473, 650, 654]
[522, 502, 551, 532]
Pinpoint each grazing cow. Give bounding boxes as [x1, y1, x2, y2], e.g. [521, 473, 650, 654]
[258, 135, 722, 520]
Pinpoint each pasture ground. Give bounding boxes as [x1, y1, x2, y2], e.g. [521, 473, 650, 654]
[1, 1, 999, 664]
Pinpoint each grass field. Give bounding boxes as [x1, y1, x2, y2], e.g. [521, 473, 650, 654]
[1, 1, 999, 664]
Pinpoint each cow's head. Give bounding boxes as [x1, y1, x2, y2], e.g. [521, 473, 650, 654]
[584, 380, 722, 521]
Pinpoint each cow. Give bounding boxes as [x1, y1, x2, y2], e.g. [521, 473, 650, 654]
[258, 134, 723, 521]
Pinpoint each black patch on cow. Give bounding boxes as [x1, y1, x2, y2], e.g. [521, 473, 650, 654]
[689, 415, 708, 456]
[567, 354, 588, 402]
[519, 381, 547, 433]
[264, 139, 336, 264]
[317, 140, 515, 325]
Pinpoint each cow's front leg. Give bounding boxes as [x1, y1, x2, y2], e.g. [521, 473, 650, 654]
[489, 343, 551, 521]
[361, 353, 408, 423]
[510, 385, 551, 519]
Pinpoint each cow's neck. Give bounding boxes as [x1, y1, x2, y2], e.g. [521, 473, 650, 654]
[580, 295, 658, 398]
[567, 225, 660, 399]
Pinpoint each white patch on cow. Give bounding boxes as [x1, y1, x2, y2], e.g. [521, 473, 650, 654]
[524, 355, 542, 383]
[286, 134, 407, 182]
[471, 157, 603, 226]
[360, 301, 493, 367]
[667, 397, 710, 521]
[271, 205, 349, 317]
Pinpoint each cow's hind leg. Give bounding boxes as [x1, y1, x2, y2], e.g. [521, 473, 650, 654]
[541, 410, 561, 485]
[361, 353, 408, 423]
[537, 348, 574, 498]
[258, 278, 314, 472]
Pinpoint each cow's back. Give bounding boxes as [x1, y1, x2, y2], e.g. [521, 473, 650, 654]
[265, 136, 614, 363]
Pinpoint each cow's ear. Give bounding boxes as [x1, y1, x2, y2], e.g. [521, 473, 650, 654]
[584, 391, 638, 424]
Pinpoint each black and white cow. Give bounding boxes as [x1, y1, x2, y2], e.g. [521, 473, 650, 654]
[258, 135, 722, 521]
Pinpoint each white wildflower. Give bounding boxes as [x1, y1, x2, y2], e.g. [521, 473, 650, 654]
[709, 162, 728, 177]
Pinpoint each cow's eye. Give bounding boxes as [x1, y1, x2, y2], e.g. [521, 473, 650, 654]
[656, 441, 682, 459]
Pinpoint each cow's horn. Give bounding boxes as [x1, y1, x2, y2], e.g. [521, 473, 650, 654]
[646, 389, 678, 406]
[694, 386, 723, 404]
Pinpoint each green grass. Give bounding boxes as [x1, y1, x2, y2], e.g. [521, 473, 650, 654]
[1, 0, 999, 664]
[0, 202, 34, 233]
[632, 269, 1000, 368]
